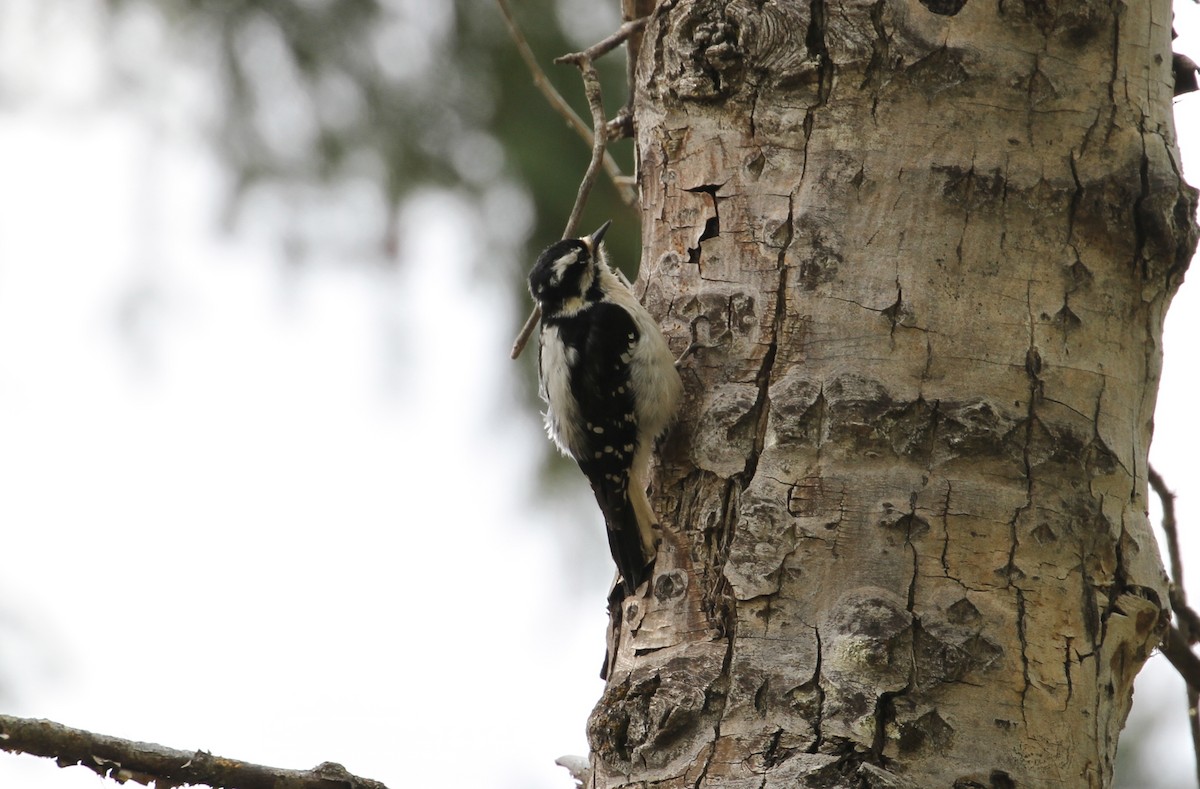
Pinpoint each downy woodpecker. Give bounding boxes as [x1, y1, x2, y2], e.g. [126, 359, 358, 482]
[529, 221, 683, 595]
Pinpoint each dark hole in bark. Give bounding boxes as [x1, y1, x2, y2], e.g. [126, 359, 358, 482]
[919, 0, 967, 15]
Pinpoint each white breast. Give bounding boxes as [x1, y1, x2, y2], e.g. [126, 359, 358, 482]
[538, 324, 587, 458]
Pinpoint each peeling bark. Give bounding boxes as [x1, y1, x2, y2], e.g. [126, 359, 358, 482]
[588, 0, 1196, 787]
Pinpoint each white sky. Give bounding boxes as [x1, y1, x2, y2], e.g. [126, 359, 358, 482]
[0, 3, 1199, 789]
[0, 115, 614, 789]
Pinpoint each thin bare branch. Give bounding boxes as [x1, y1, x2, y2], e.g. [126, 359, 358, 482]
[0, 714, 387, 789]
[1161, 624, 1200, 786]
[510, 304, 542, 359]
[510, 20, 626, 361]
[509, 58, 609, 360]
[1151, 468, 1200, 784]
[1190, 684, 1200, 788]
[563, 58, 610, 239]
[499, 5, 647, 360]
[1149, 465, 1200, 644]
[1149, 466, 1185, 599]
[555, 18, 649, 65]
[1180, 602, 1200, 647]
[1164, 625, 1200, 691]
[494, 0, 632, 199]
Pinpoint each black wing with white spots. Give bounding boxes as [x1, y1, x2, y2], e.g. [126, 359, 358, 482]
[548, 301, 647, 593]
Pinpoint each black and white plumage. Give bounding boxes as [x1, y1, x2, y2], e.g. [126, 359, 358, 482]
[529, 221, 683, 595]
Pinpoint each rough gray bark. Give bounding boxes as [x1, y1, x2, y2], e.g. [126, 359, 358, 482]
[588, 1, 1196, 787]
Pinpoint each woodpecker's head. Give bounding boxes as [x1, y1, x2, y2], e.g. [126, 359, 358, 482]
[528, 220, 611, 314]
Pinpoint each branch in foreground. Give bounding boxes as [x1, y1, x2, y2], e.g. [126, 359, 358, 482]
[0, 714, 388, 789]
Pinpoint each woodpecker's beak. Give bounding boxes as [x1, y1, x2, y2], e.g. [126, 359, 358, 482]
[584, 220, 612, 255]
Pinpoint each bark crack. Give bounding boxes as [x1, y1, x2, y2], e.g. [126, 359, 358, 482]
[687, 183, 723, 278]
[739, 193, 794, 488]
[1007, 280, 1041, 727]
[1023, 52, 1049, 146]
[648, 0, 677, 96]
[920, 334, 935, 392]
[861, 0, 891, 118]
[749, 83, 760, 140]
[953, 157, 979, 268]
[940, 480, 953, 580]
[872, 541, 919, 764]
[1132, 112, 1152, 278]
[1106, 8, 1120, 116]
[709, 477, 741, 631]
[1015, 588, 1031, 726]
[762, 727, 784, 771]
[905, 514, 920, 613]
[881, 279, 905, 337]
[807, 625, 826, 754]
[1063, 635, 1074, 705]
[1067, 150, 1083, 243]
[692, 628, 736, 789]
[800, 0, 833, 179]
[871, 686, 909, 764]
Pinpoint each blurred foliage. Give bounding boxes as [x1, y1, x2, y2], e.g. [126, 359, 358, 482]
[98, 0, 639, 274]
[79, 0, 636, 587]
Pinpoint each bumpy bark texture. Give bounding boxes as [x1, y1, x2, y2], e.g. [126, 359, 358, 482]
[588, 1, 1196, 787]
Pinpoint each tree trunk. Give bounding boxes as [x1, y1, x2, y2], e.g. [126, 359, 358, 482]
[588, 1, 1196, 787]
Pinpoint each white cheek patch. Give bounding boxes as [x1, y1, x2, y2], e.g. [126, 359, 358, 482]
[550, 250, 580, 285]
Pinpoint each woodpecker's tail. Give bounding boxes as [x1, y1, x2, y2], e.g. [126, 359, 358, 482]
[587, 475, 654, 596]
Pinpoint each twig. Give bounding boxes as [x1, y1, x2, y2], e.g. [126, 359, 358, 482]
[509, 16, 646, 360]
[510, 305, 542, 359]
[1160, 626, 1200, 786]
[1190, 683, 1200, 789]
[1164, 625, 1200, 691]
[1149, 467, 1186, 605]
[1149, 465, 1200, 643]
[494, 0, 632, 201]
[563, 58, 611, 240]
[555, 18, 649, 65]
[1150, 467, 1200, 785]
[509, 57, 610, 360]
[0, 714, 387, 789]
